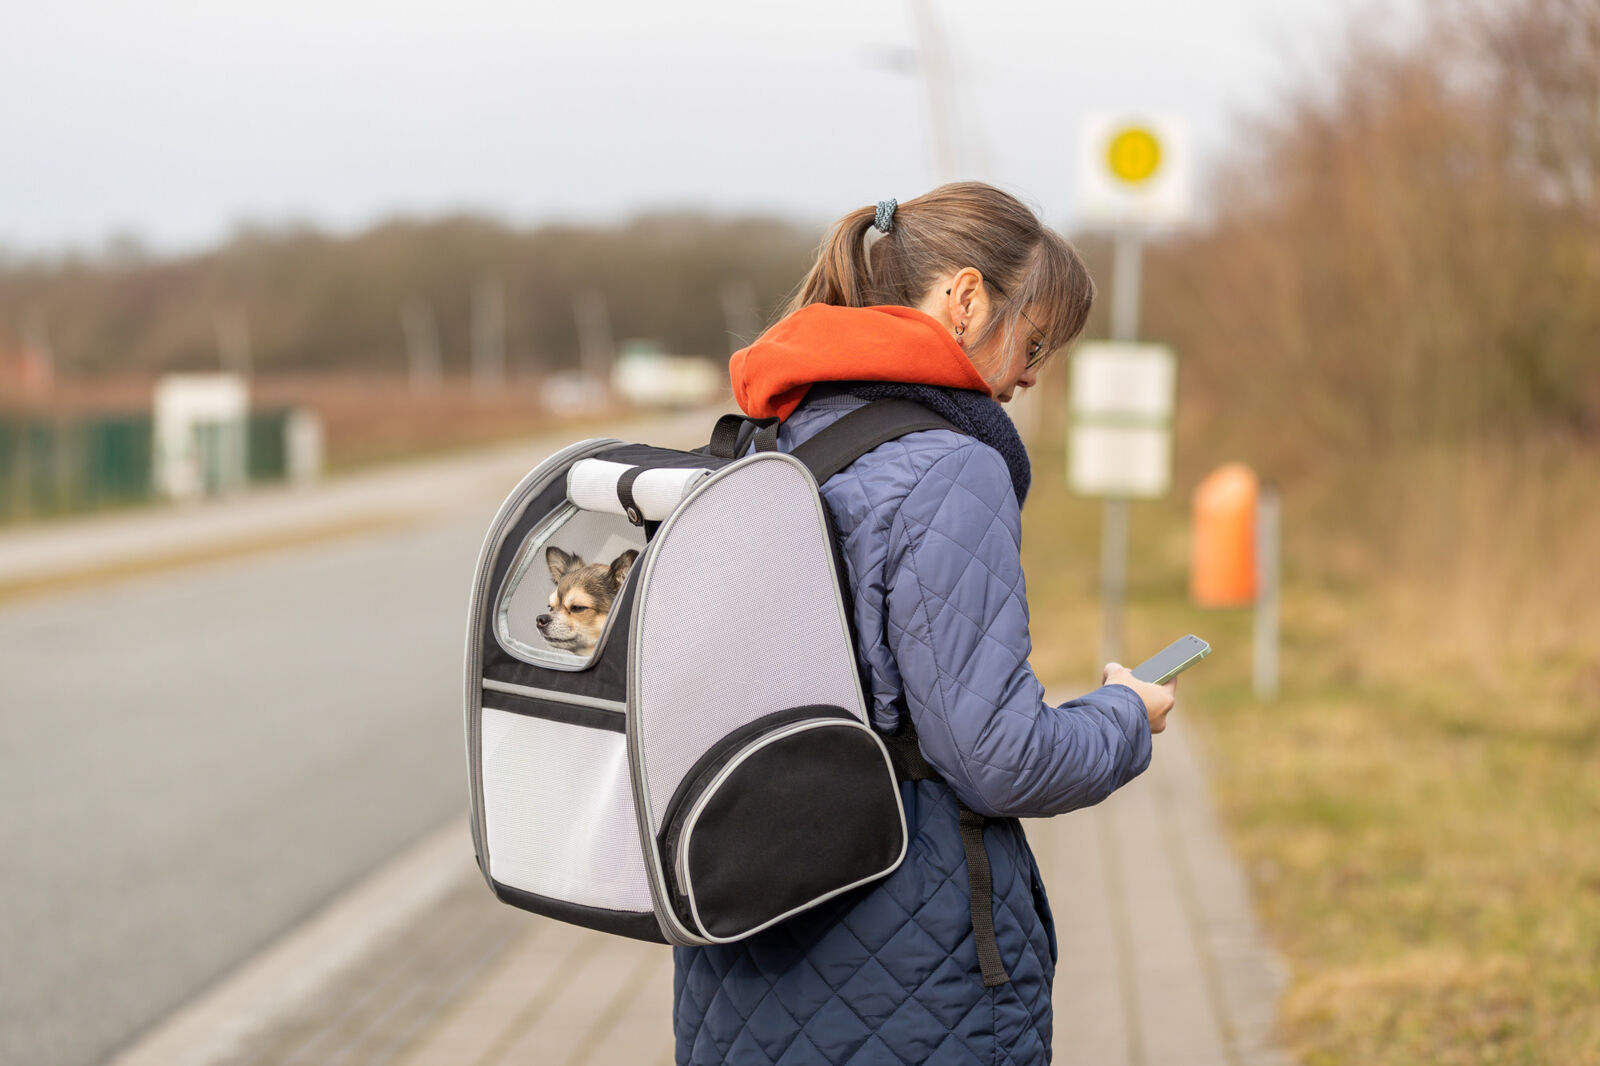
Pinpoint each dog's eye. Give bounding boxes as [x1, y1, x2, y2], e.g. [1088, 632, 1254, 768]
[570, 605, 589, 613]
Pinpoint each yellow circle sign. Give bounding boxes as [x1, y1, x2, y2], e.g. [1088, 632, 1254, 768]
[1107, 127, 1162, 184]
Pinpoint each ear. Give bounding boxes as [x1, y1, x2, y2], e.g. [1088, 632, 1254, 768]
[949, 267, 983, 312]
[607, 549, 639, 589]
[922, 267, 992, 338]
[546, 546, 582, 583]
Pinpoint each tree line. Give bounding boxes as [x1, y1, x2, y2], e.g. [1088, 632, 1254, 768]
[0, 214, 820, 382]
[1141, 0, 1598, 470]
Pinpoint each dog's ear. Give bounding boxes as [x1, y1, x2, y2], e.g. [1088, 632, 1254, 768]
[607, 549, 640, 589]
[546, 546, 583, 583]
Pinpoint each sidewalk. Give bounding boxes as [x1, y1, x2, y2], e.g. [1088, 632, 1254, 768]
[112, 712, 1291, 1066]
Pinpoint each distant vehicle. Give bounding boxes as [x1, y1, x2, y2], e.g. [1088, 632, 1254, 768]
[541, 372, 613, 414]
[610, 341, 725, 408]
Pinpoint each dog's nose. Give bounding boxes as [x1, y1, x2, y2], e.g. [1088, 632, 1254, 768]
[536, 614, 550, 630]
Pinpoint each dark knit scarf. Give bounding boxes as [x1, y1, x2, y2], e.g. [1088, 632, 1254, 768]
[836, 381, 1032, 508]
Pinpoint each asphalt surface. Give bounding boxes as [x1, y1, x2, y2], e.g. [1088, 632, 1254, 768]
[0, 510, 494, 1066]
[0, 408, 718, 1066]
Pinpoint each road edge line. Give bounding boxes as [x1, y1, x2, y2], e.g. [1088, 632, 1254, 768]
[106, 817, 475, 1066]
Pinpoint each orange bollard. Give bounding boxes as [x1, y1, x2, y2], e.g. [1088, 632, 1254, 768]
[1191, 463, 1258, 607]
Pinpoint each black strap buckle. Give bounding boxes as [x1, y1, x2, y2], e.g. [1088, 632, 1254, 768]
[707, 414, 780, 459]
[616, 466, 647, 527]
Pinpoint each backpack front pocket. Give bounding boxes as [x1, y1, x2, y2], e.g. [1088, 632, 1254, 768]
[479, 690, 655, 914]
[658, 706, 907, 943]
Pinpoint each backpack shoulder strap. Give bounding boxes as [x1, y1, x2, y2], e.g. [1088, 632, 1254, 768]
[795, 399, 1010, 987]
[789, 398, 958, 485]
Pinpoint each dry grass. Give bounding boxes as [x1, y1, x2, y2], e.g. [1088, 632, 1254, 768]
[1016, 381, 1600, 1064]
[252, 374, 635, 470]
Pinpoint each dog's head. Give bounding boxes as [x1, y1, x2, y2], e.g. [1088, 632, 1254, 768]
[537, 546, 639, 655]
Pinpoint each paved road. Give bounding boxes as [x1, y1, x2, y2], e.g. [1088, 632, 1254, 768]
[0, 411, 714, 1066]
[0, 509, 489, 1066]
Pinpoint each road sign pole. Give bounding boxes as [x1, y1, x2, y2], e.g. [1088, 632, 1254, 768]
[1101, 493, 1129, 666]
[1253, 488, 1281, 699]
[1111, 229, 1143, 342]
[1099, 228, 1144, 667]
[1080, 114, 1186, 672]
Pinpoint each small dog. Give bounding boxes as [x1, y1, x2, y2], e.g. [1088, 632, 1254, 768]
[538, 546, 639, 655]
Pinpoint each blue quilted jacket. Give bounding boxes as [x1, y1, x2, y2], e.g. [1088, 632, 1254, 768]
[673, 388, 1154, 1065]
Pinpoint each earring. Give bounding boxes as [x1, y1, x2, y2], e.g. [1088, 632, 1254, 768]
[954, 323, 966, 336]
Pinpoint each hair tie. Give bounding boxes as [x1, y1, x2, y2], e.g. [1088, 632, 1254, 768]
[874, 198, 898, 234]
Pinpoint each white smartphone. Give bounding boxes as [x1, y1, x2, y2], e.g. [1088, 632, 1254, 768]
[1129, 635, 1211, 685]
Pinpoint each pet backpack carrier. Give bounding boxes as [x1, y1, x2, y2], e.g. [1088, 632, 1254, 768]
[463, 400, 958, 946]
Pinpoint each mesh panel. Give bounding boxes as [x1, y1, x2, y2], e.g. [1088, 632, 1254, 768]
[634, 456, 866, 832]
[498, 506, 647, 669]
[480, 707, 654, 911]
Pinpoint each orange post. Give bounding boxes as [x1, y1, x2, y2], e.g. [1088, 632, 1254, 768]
[1191, 463, 1258, 607]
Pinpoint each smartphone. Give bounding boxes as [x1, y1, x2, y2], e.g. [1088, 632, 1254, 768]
[1129, 635, 1211, 685]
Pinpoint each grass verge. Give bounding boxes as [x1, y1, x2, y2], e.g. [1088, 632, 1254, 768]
[1019, 430, 1600, 1065]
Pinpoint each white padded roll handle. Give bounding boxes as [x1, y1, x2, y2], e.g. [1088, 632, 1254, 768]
[568, 459, 710, 521]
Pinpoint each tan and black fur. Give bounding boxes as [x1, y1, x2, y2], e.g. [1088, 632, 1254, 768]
[537, 546, 639, 655]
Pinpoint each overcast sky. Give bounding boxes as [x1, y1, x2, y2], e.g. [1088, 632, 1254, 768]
[1, 0, 1409, 255]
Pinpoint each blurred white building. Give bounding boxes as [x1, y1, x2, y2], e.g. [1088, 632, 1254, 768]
[610, 342, 724, 408]
[153, 373, 249, 500]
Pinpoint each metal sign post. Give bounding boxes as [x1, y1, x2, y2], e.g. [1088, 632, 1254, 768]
[1075, 115, 1191, 668]
[1100, 231, 1142, 666]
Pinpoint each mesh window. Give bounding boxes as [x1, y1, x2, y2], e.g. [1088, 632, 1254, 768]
[633, 456, 868, 832]
[497, 504, 646, 669]
[480, 707, 655, 911]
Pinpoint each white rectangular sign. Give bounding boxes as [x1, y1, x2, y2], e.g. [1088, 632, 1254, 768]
[1069, 425, 1172, 499]
[1071, 342, 1176, 420]
[1068, 341, 1177, 498]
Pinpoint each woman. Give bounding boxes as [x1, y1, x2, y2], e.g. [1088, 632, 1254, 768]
[675, 183, 1176, 1065]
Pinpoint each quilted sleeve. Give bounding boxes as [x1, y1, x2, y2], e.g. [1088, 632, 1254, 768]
[884, 440, 1153, 818]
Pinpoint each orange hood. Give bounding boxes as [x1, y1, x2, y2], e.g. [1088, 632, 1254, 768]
[729, 304, 991, 420]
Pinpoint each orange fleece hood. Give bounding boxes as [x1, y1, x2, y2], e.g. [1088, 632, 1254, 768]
[729, 304, 991, 420]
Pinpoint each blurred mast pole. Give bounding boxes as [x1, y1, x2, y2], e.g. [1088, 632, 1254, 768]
[472, 278, 506, 397]
[573, 290, 614, 384]
[214, 309, 252, 378]
[20, 308, 54, 401]
[400, 298, 444, 394]
[911, 0, 956, 181]
[720, 280, 761, 356]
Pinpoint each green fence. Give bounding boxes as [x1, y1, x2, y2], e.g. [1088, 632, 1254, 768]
[0, 414, 155, 521]
[1, 409, 303, 524]
[247, 408, 292, 482]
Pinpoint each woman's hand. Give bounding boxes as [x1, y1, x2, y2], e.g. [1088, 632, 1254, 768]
[1101, 663, 1176, 734]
